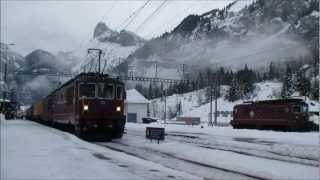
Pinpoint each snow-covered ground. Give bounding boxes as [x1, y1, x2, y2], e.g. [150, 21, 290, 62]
[0, 118, 200, 180]
[1, 117, 319, 179]
[105, 122, 320, 180]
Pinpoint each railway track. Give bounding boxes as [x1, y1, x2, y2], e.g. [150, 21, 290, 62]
[164, 132, 319, 167]
[124, 129, 318, 167]
[96, 142, 266, 180]
[94, 128, 318, 180]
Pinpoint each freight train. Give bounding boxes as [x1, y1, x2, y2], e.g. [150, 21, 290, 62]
[231, 99, 318, 131]
[26, 73, 126, 140]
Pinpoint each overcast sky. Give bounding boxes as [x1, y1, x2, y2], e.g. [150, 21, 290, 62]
[1, 0, 230, 55]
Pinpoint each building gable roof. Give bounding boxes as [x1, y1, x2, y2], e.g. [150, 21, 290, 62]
[126, 89, 149, 104]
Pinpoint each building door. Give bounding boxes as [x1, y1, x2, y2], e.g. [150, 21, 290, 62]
[127, 113, 137, 123]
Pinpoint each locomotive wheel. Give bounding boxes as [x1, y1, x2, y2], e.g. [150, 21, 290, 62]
[112, 129, 124, 139]
[112, 119, 125, 139]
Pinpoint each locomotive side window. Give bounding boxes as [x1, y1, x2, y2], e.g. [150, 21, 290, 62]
[293, 106, 301, 113]
[79, 83, 96, 98]
[97, 83, 114, 99]
[116, 85, 123, 100]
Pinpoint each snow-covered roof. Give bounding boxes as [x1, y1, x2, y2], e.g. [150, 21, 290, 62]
[126, 89, 149, 104]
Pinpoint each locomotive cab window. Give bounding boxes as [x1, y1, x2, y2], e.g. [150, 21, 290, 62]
[79, 83, 96, 98]
[293, 103, 308, 113]
[98, 83, 114, 99]
[302, 105, 308, 112]
[293, 106, 301, 113]
[116, 85, 123, 100]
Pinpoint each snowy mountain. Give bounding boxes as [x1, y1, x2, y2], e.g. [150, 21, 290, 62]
[0, 43, 25, 73]
[94, 22, 145, 47]
[23, 49, 68, 73]
[69, 22, 145, 74]
[115, 0, 319, 79]
[0, 43, 25, 92]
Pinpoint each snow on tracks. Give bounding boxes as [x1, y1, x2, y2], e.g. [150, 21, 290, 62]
[115, 123, 320, 180]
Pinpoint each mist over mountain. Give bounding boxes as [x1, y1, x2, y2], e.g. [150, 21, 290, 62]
[115, 0, 319, 79]
[0, 43, 25, 70]
[0, 43, 25, 92]
[1, 0, 319, 104]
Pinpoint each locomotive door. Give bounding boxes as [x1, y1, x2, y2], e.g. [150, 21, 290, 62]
[73, 82, 79, 124]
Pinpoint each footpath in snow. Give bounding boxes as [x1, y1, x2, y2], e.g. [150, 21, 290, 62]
[0, 118, 200, 180]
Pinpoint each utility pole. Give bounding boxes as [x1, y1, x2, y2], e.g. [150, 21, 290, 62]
[155, 61, 158, 78]
[161, 82, 167, 124]
[214, 82, 218, 126]
[4, 63, 7, 86]
[209, 82, 213, 126]
[164, 86, 167, 124]
[181, 64, 186, 80]
[87, 48, 103, 74]
[214, 73, 219, 126]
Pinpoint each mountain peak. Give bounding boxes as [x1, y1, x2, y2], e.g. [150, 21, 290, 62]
[92, 22, 145, 46]
[93, 22, 113, 38]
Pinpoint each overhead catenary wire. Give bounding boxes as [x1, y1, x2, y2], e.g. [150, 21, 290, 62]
[71, 2, 116, 54]
[116, 0, 152, 31]
[144, 0, 194, 38]
[134, 0, 169, 34]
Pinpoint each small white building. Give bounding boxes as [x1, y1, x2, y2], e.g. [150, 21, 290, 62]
[125, 89, 149, 123]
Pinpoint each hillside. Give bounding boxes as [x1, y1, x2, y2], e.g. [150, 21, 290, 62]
[149, 81, 319, 124]
[0, 43, 25, 93]
[116, 0, 319, 79]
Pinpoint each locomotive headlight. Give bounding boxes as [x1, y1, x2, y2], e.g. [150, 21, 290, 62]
[116, 106, 121, 112]
[83, 105, 89, 111]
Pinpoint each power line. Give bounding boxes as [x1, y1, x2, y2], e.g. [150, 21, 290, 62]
[73, 3, 116, 53]
[117, 0, 152, 31]
[134, 0, 168, 33]
[144, 0, 194, 38]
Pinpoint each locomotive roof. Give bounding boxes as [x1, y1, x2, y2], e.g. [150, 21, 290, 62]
[241, 98, 305, 105]
[47, 72, 124, 98]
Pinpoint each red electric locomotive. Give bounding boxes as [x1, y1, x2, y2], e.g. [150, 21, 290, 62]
[27, 73, 126, 139]
[231, 99, 317, 131]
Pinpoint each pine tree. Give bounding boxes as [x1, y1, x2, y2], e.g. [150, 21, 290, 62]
[197, 72, 205, 89]
[225, 77, 240, 102]
[281, 65, 294, 98]
[237, 64, 256, 99]
[310, 78, 319, 100]
[268, 62, 276, 80]
[148, 83, 153, 99]
[295, 69, 311, 98]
